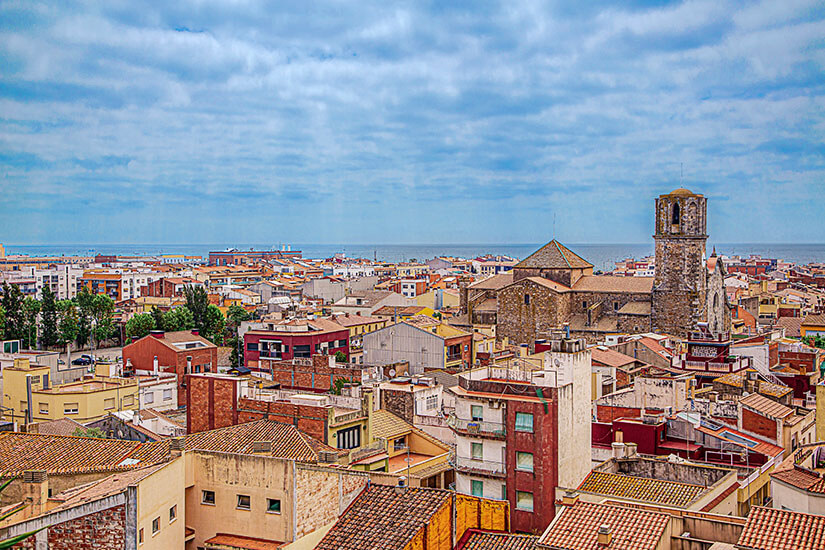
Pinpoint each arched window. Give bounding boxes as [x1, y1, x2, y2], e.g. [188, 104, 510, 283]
[672, 203, 680, 225]
[524, 294, 530, 305]
[713, 293, 719, 309]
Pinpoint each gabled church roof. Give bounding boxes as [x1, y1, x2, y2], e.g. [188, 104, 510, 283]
[515, 240, 593, 270]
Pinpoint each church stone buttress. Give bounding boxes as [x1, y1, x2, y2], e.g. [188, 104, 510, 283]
[651, 188, 709, 338]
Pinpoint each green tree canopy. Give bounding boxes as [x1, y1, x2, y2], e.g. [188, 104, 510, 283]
[22, 297, 40, 349]
[183, 285, 210, 334]
[1, 283, 26, 341]
[125, 313, 155, 340]
[40, 286, 59, 347]
[163, 306, 195, 332]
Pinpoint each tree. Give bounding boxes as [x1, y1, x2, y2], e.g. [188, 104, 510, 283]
[226, 305, 251, 328]
[22, 297, 40, 349]
[228, 336, 241, 368]
[335, 351, 347, 363]
[150, 306, 165, 332]
[90, 294, 116, 346]
[0, 305, 5, 340]
[183, 285, 210, 334]
[1, 283, 25, 341]
[58, 302, 80, 347]
[204, 305, 225, 344]
[75, 289, 94, 348]
[163, 306, 195, 332]
[125, 313, 155, 340]
[40, 286, 59, 348]
[72, 427, 106, 438]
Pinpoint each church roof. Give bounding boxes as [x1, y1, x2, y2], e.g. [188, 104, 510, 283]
[663, 188, 702, 197]
[515, 240, 592, 270]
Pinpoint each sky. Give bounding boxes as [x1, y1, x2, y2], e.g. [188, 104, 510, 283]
[1, 1, 824, 245]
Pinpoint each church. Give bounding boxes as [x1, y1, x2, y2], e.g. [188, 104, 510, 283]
[460, 188, 729, 345]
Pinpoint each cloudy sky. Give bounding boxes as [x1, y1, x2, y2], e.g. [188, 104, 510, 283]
[1, 1, 823, 245]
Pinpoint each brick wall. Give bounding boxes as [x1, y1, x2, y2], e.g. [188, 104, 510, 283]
[186, 375, 239, 433]
[237, 398, 329, 443]
[380, 388, 414, 423]
[268, 355, 363, 391]
[15, 504, 126, 550]
[741, 407, 777, 442]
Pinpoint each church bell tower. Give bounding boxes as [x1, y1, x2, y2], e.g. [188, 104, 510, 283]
[651, 188, 708, 337]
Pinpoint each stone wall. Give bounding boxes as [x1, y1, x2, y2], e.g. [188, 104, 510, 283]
[380, 388, 414, 423]
[496, 279, 570, 346]
[15, 504, 126, 550]
[294, 464, 368, 539]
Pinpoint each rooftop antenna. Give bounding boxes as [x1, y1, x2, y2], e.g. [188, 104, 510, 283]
[553, 212, 556, 239]
[680, 162, 683, 185]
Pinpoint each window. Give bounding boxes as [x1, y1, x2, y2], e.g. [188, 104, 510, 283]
[151, 517, 160, 534]
[582, 300, 587, 309]
[163, 389, 173, 401]
[169, 505, 177, 522]
[426, 395, 438, 410]
[515, 413, 533, 433]
[501, 484, 507, 501]
[613, 301, 619, 311]
[337, 339, 347, 348]
[201, 490, 215, 505]
[64, 402, 79, 415]
[471, 480, 484, 497]
[145, 391, 155, 404]
[471, 405, 483, 422]
[103, 397, 115, 410]
[336, 425, 361, 450]
[471, 442, 483, 460]
[672, 203, 680, 225]
[516, 451, 534, 472]
[516, 491, 534, 512]
[246, 342, 258, 351]
[394, 437, 406, 451]
[237, 494, 251, 510]
[38, 402, 49, 415]
[193, 365, 201, 373]
[30, 375, 40, 385]
[294, 345, 311, 358]
[267, 498, 281, 514]
[139, 528, 144, 544]
[524, 294, 530, 305]
[122, 395, 134, 407]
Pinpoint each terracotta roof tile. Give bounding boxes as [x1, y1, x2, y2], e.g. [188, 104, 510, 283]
[538, 501, 670, 550]
[371, 409, 413, 440]
[467, 273, 514, 290]
[572, 276, 654, 294]
[771, 465, 825, 494]
[739, 392, 794, 419]
[516, 240, 592, 270]
[737, 506, 825, 550]
[577, 471, 706, 507]
[204, 533, 284, 550]
[315, 485, 451, 550]
[459, 530, 538, 550]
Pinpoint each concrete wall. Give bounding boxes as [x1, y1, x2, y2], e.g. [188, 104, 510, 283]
[363, 323, 443, 373]
[137, 458, 185, 549]
[771, 479, 825, 515]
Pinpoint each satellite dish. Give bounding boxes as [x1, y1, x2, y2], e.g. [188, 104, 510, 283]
[554, 359, 560, 367]
[389, 368, 396, 377]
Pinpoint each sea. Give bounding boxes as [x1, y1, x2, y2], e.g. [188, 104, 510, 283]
[4, 243, 825, 272]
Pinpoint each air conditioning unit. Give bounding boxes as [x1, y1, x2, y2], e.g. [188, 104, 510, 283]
[489, 401, 501, 409]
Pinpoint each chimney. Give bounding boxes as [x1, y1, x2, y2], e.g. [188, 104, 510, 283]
[562, 490, 579, 506]
[394, 476, 407, 494]
[153, 356, 159, 376]
[612, 442, 626, 460]
[597, 525, 612, 546]
[22, 470, 48, 517]
[191, 329, 199, 336]
[169, 437, 185, 456]
[150, 330, 164, 339]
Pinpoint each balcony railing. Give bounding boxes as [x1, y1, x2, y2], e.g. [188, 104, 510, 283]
[447, 414, 506, 437]
[453, 456, 506, 477]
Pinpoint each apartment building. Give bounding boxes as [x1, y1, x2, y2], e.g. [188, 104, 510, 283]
[449, 335, 591, 534]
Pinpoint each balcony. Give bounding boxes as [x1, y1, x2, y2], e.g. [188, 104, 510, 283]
[453, 456, 506, 478]
[447, 414, 506, 439]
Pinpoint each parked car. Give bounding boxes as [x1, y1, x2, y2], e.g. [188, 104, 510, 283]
[71, 354, 94, 366]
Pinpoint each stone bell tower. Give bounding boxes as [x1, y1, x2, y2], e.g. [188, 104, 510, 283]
[651, 188, 708, 338]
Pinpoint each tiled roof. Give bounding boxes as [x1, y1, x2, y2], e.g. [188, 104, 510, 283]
[374, 305, 430, 317]
[617, 301, 652, 315]
[538, 501, 670, 550]
[695, 424, 784, 458]
[771, 466, 825, 494]
[371, 409, 413, 440]
[315, 485, 451, 550]
[801, 313, 825, 327]
[572, 276, 654, 293]
[776, 317, 804, 338]
[523, 276, 571, 292]
[31, 418, 86, 437]
[204, 533, 284, 550]
[712, 371, 793, 398]
[577, 471, 706, 507]
[467, 273, 514, 290]
[459, 530, 537, 550]
[591, 347, 638, 368]
[0, 432, 158, 476]
[737, 506, 825, 550]
[516, 240, 592, 270]
[183, 419, 341, 462]
[739, 392, 793, 419]
[329, 314, 385, 327]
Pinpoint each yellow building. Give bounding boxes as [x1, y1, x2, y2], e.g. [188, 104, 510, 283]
[817, 381, 825, 442]
[2, 358, 139, 425]
[415, 289, 460, 310]
[329, 313, 389, 352]
[801, 314, 825, 339]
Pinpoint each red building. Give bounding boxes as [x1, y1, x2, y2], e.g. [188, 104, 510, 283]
[674, 325, 751, 382]
[450, 336, 591, 534]
[141, 277, 202, 298]
[243, 318, 350, 374]
[122, 329, 218, 403]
